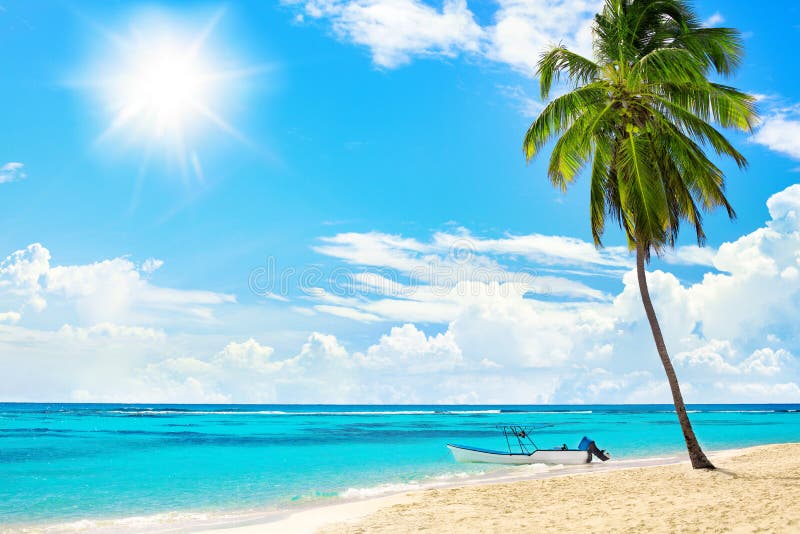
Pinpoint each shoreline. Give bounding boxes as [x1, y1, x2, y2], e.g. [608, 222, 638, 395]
[12, 443, 796, 533]
[199, 443, 797, 533]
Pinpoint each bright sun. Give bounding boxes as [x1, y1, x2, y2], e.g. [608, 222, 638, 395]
[119, 46, 211, 136]
[84, 9, 259, 183]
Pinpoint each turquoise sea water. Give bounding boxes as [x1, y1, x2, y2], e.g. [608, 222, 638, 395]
[1, 403, 799, 528]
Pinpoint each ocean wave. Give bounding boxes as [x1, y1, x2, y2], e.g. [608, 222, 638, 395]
[654, 409, 793, 414]
[18, 406, 798, 418]
[34, 508, 274, 533]
[101, 408, 606, 417]
[506, 410, 593, 414]
[108, 410, 290, 416]
[339, 481, 423, 499]
[704, 410, 776, 413]
[440, 409, 502, 414]
[339, 469, 491, 499]
[106, 409, 500, 416]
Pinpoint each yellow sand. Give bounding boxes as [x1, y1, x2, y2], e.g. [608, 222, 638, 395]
[320, 443, 800, 534]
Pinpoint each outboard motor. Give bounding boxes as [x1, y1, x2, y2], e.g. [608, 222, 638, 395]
[578, 436, 611, 461]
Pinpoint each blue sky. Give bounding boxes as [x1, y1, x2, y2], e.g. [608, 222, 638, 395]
[2, 0, 800, 403]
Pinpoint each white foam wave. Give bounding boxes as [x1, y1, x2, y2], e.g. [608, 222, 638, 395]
[339, 469, 492, 499]
[513, 462, 553, 473]
[657, 409, 779, 414]
[37, 508, 268, 533]
[443, 409, 501, 414]
[109, 410, 445, 416]
[520, 410, 593, 414]
[108, 410, 291, 416]
[339, 481, 422, 499]
[705, 410, 775, 413]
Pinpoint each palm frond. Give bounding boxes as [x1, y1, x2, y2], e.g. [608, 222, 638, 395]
[630, 48, 707, 86]
[645, 97, 748, 168]
[674, 27, 744, 76]
[522, 84, 608, 161]
[616, 132, 669, 247]
[538, 46, 601, 99]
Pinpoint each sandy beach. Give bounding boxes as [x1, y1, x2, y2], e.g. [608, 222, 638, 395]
[206, 443, 800, 534]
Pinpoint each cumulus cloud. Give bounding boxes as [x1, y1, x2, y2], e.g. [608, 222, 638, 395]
[662, 245, 717, 267]
[767, 183, 800, 229]
[137, 332, 354, 403]
[284, 0, 600, 75]
[0, 243, 51, 311]
[0, 162, 26, 184]
[0, 320, 173, 402]
[286, 0, 484, 67]
[140, 258, 164, 275]
[301, 183, 800, 401]
[0, 311, 21, 324]
[3, 184, 800, 403]
[355, 323, 462, 372]
[485, 0, 600, 75]
[751, 105, 800, 160]
[0, 244, 235, 325]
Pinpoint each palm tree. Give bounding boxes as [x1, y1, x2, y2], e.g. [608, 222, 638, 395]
[523, 0, 757, 469]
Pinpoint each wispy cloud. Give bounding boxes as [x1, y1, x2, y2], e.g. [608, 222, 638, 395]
[496, 84, 545, 117]
[4, 185, 800, 402]
[702, 12, 724, 27]
[0, 162, 26, 184]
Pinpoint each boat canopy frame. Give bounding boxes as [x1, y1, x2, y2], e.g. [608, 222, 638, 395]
[497, 424, 551, 454]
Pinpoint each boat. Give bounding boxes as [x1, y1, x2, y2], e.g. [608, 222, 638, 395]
[447, 425, 610, 465]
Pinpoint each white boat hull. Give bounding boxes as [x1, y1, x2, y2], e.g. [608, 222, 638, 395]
[447, 444, 591, 465]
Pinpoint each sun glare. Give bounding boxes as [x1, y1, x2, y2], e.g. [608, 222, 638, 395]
[119, 45, 211, 136]
[82, 8, 260, 184]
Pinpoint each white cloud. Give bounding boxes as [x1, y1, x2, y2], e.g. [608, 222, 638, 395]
[47, 257, 235, 324]
[313, 231, 435, 272]
[431, 229, 631, 268]
[284, 0, 600, 75]
[0, 162, 26, 184]
[306, 228, 716, 325]
[721, 381, 800, 403]
[315, 228, 632, 280]
[354, 323, 462, 372]
[140, 258, 164, 274]
[0, 311, 21, 323]
[767, 183, 800, 229]
[0, 243, 51, 311]
[58, 322, 166, 341]
[702, 12, 724, 27]
[303, 183, 800, 401]
[136, 332, 357, 403]
[485, 0, 600, 75]
[314, 304, 383, 322]
[288, 0, 484, 67]
[4, 184, 800, 403]
[751, 106, 800, 160]
[662, 245, 717, 267]
[0, 244, 235, 325]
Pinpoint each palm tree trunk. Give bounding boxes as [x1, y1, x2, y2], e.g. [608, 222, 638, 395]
[636, 243, 715, 469]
